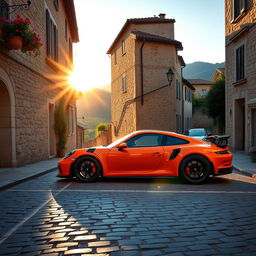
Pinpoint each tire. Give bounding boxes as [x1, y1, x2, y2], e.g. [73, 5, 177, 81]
[74, 156, 102, 182]
[179, 154, 210, 184]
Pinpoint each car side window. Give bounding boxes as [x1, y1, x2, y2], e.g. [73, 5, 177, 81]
[164, 135, 189, 146]
[126, 133, 164, 148]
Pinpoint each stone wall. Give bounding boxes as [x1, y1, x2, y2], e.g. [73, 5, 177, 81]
[0, 0, 77, 166]
[225, 0, 256, 152]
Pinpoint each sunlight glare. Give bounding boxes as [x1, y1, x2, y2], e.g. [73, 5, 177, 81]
[68, 68, 91, 92]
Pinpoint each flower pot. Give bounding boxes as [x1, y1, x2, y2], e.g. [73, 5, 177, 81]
[7, 35, 23, 50]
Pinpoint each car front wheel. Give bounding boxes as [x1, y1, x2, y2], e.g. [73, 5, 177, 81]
[74, 156, 102, 182]
[179, 154, 211, 184]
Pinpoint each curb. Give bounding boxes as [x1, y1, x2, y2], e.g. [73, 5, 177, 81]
[0, 167, 57, 191]
[233, 165, 256, 179]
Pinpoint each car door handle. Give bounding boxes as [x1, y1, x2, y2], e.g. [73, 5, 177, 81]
[152, 152, 162, 157]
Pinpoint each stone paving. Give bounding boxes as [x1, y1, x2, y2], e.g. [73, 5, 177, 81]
[0, 172, 256, 255]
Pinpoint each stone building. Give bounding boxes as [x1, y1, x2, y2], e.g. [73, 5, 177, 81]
[107, 14, 194, 139]
[225, 0, 256, 152]
[0, 0, 79, 167]
[188, 79, 212, 98]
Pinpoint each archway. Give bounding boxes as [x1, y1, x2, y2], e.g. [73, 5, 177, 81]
[0, 81, 12, 167]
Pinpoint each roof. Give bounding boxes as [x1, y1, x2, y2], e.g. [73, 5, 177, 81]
[182, 78, 195, 90]
[107, 15, 176, 54]
[63, 0, 79, 42]
[131, 30, 183, 50]
[187, 79, 212, 85]
[178, 55, 185, 67]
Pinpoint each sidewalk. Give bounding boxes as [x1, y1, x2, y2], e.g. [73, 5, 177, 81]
[232, 151, 256, 178]
[0, 158, 60, 190]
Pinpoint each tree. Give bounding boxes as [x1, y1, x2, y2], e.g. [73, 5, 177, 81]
[95, 122, 109, 137]
[205, 75, 225, 133]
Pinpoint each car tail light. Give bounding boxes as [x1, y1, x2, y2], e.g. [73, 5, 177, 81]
[215, 150, 229, 155]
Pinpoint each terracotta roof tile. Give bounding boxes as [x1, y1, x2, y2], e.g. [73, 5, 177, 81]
[131, 30, 183, 50]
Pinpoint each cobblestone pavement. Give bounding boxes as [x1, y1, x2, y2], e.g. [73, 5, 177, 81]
[0, 172, 256, 256]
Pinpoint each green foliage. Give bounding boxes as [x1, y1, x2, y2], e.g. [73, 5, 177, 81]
[205, 76, 225, 133]
[95, 122, 110, 136]
[192, 94, 207, 113]
[54, 98, 67, 149]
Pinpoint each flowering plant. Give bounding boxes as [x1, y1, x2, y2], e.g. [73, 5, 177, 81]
[0, 15, 43, 56]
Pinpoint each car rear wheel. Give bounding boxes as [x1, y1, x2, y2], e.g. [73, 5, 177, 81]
[74, 156, 102, 182]
[179, 155, 210, 184]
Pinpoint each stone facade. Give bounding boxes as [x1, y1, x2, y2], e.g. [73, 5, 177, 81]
[108, 14, 193, 140]
[225, 0, 256, 152]
[0, 0, 79, 167]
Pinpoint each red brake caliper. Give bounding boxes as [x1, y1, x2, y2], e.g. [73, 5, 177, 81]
[186, 166, 190, 175]
[91, 162, 96, 173]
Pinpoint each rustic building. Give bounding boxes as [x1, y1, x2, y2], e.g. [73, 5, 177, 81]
[107, 13, 194, 140]
[0, 0, 79, 167]
[225, 0, 256, 152]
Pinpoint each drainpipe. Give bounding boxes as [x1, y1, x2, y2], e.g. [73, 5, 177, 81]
[140, 41, 145, 105]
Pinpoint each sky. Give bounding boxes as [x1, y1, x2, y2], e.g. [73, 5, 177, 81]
[72, 0, 224, 91]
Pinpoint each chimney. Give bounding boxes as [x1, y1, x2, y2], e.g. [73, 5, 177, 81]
[159, 13, 166, 19]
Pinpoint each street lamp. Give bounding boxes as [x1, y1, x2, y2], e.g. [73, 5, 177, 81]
[166, 68, 174, 85]
[0, 0, 32, 15]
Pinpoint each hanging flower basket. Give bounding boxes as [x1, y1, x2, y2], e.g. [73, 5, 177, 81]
[0, 15, 43, 56]
[7, 35, 23, 50]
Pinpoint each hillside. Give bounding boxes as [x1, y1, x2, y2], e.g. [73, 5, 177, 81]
[76, 88, 111, 128]
[183, 61, 225, 80]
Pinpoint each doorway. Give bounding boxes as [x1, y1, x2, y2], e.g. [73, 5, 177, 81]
[235, 98, 245, 151]
[0, 81, 12, 167]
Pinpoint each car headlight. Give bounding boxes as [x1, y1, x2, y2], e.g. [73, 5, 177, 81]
[64, 150, 76, 159]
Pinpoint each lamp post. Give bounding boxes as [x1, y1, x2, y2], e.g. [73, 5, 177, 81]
[0, 0, 32, 16]
[166, 67, 174, 86]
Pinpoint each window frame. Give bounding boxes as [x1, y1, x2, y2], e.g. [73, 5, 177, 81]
[122, 40, 126, 55]
[46, 8, 58, 62]
[231, 0, 246, 22]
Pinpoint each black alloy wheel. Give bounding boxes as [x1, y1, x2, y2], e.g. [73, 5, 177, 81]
[74, 156, 102, 182]
[179, 155, 211, 184]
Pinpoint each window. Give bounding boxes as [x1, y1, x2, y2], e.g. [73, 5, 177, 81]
[46, 9, 58, 61]
[176, 79, 181, 99]
[0, 0, 9, 19]
[236, 44, 245, 81]
[164, 135, 189, 146]
[200, 89, 207, 97]
[54, 0, 59, 11]
[232, 0, 246, 21]
[126, 133, 164, 147]
[122, 40, 126, 55]
[122, 76, 127, 92]
[65, 19, 67, 41]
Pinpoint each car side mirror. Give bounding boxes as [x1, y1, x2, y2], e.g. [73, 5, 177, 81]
[118, 143, 127, 151]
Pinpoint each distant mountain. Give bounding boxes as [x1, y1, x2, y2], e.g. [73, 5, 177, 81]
[77, 88, 111, 128]
[183, 61, 225, 80]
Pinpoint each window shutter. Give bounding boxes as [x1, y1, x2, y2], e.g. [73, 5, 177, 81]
[54, 26, 58, 61]
[46, 9, 51, 57]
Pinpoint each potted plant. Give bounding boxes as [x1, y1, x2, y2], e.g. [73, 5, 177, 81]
[54, 98, 68, 157]
[0, 15, 43, 54]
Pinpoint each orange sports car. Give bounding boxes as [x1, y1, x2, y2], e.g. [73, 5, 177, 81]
[58, 130, 233, 184]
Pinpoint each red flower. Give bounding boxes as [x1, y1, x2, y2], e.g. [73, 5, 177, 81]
[25, 18, 31, 24]
[15, 29, 20, 32]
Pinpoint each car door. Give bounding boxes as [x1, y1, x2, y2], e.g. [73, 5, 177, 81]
[107, 133, 165, 175]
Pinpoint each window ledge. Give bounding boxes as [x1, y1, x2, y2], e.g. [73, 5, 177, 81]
[233, 78, 247, 87]
[45, 57, 60, 72]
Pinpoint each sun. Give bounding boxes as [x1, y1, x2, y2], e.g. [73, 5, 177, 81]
[68, 68, 90, 92]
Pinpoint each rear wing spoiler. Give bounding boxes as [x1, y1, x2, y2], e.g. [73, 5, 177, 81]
[204, 135, 230, 149]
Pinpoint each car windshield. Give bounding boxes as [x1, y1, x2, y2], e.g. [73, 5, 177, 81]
[189, 129, 206, 136]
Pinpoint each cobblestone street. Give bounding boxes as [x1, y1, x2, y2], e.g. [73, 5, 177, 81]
[0, 172, 256, 256]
